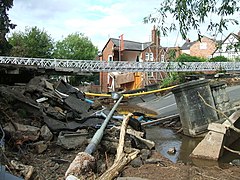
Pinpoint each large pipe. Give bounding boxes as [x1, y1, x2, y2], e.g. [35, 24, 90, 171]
[84, 95, 124, 155]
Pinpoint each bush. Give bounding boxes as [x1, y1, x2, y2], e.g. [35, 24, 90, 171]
[160, 72, 185, 87]
[209, 56, 229, 62]
[176, 54, 207, 62]
[234, 57, 240, 62]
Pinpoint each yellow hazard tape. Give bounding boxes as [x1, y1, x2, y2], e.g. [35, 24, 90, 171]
[85, 85, 178, 98]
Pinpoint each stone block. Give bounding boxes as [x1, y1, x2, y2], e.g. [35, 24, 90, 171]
[190, 131, 225, 160]
[207, 123, 227, 134]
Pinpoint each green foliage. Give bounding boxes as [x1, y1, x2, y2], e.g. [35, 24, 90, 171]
[53, 33, 98, 85]
[168, 49, 176, 60]
[8, 26, 54, 58]
[209, 56, 229, 62]
[144, 0, 240, 40]
[160, 73, 179, 88]
[160, 72, 189, 87]
[53, 33, 98, 60]
[235, 57, 240, 62]
[176, 54, 207, 62]
[0, 0, 16, 55]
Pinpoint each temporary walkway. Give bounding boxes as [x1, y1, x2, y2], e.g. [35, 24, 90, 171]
[1, 56, 240, 72]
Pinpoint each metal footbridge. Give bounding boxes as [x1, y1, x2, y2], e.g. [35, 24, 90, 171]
[0, 56, 240, 72]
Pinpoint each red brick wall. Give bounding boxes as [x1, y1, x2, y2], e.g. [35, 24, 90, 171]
[100, 40, 115, 92]
[190, 37, 217, 58]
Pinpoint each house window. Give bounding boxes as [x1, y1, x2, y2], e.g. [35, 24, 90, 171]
[200, 42, 207, 50]
[147, 72, 154, 77]
[108, 55, 113, 61]
[145, 52, 149, 61]
[161, 55, 165, 62]
[149, 53, 154, 61]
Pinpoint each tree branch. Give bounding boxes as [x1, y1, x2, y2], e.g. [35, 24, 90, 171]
[198, 92, 240, 133]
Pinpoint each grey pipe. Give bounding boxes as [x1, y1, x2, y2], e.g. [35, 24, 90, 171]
[85, 95, 123, 155]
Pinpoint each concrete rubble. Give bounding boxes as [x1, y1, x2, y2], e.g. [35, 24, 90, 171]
[191, 110, 240, 160]
[0, 76, 159, 179]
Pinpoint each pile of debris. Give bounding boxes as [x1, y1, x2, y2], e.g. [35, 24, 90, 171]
[0, 76, 159, 179]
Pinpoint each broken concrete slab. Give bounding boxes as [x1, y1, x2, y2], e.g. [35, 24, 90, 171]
[207, 123, 227, 134]
[25, 76, 46, 94]
[190, 131, 225, 160]
[64, 95, 91, 115]
[33, 141, 48, 153]
[45, 106, 66, 120]
[43, 114, 106, 132]
[55, 79, 85, 100]
[57, 131, 88, 149]
[191, 110, 240, 161]
[44, 79, 54, 91]
[4, 122, 40, 141]
[40, 125, 53, 141]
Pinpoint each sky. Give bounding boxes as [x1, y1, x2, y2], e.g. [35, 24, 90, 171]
[8, 0, 240, 51]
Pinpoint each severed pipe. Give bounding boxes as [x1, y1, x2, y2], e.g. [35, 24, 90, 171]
[65, 94, 123, 179]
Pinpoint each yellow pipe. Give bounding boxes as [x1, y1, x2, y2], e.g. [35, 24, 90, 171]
[85, 85, 178, 98]
[85, 92, 111, 97]
[123, 85, 178, 98]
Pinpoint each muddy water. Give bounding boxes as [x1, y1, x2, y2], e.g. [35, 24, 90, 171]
[146, 126, 240, 166]
[146, 126, 201, 163]
[146, 126, 202, 163]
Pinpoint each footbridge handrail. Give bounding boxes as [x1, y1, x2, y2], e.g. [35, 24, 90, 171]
[0, 56, 240, 72]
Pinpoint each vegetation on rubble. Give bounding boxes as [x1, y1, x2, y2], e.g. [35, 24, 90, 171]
[161, 54, 206, 87]
[0, 0, 16, 55]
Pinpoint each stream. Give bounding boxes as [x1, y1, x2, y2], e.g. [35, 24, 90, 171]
[145, 126, 240, 166]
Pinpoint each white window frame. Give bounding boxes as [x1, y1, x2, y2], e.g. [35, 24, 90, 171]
[145, 52, 149, 61]
[108, 55, 113, 62]
[147, 72, 154, 77]
[149, 53, 154, 61]
[161, 54, 165, 62]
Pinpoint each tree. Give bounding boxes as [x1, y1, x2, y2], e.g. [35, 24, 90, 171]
[8, 26, 54, 58]
[144, 0, 240, 40]
[53, 33, 98, 86]
[53, 33, 98, 60]
[0, 0, 16, 55]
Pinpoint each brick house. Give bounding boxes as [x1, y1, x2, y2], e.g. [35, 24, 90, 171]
[212, 32, 240, 60]
[99, 26, 180, 92]
[180, 36, 218, 59]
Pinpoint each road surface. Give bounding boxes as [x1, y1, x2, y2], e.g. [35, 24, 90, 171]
[136, 85, 240, 118]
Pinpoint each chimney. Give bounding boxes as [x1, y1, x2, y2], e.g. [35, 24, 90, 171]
[151, 25, 160, 46]
[238, 31, 240, 37]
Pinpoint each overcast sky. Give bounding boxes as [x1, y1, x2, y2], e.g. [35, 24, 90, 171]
[8, 0, 240, 51]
